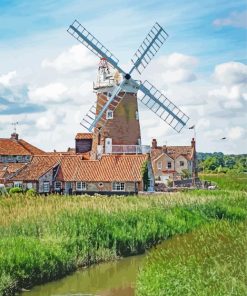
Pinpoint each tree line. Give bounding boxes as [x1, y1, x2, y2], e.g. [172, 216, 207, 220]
[197, 152, 247, 174]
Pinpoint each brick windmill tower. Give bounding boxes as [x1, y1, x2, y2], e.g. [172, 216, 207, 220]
[68, 21, 189, 159]
[91, 57, 141, 158]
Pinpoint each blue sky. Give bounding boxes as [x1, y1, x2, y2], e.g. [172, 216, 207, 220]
[0, 0, 247, 153]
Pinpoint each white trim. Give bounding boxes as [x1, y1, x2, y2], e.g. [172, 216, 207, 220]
[76, 181, 86, 191]
[106, 109, 113, 120]
[112, 182, 125, 191]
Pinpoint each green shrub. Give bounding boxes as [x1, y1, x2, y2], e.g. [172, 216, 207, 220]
[9, 187, 22, 194]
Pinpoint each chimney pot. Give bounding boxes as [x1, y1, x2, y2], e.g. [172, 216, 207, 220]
[11, 133, 18, 140]
[152, 138, 157, 149]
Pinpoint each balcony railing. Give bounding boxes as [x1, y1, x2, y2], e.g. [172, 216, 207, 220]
[97, 145, 151, 155]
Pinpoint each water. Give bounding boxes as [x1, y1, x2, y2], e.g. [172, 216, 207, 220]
[21, 254, 145, 296]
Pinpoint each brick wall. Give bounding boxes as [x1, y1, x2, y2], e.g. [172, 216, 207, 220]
[91, 92, 141, 157]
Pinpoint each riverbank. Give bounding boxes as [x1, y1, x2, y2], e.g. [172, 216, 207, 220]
[0, 188, 246, 296]
[136, 220, 247, 296]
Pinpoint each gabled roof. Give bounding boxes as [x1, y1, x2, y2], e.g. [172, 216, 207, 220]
[11, 155, 61, 181]
[11, 154, 149, 183]
[151, 145, 194, 161]
[75, 133, 93, 140]
[0, 138, 45, 156]
[57, 154, 148, 182]
[18, 139, 45, 155]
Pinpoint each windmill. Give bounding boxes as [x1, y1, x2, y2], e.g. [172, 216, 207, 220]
[68, 20, 189, 157]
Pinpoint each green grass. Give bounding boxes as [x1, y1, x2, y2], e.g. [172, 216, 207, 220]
[136, 220, 247, 296]
[201, 173, 247, 191]
[0, 174, 246, 295]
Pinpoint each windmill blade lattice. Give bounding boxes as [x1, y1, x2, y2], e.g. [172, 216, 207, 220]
[139, 81, 189, 133]
[81, 83, 127, 132]
[68, 20, 124, 74]
[130, 23, 168, 74]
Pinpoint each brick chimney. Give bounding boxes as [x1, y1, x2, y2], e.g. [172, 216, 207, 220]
[152, 138, 157, 149]
[11, 132, 18, 141]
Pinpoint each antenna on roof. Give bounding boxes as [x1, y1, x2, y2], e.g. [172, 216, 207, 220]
[11, 121, 19, 133]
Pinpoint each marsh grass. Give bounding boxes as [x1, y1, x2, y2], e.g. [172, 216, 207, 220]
[136, 220, 247, 296]
[0, 177, 246, 295]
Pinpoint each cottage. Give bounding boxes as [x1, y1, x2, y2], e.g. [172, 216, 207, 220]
[151, 138, 197, 186]
[9, 154, 154, 194]
[9, 155, 61, 191]
[0, 133, 45, 164]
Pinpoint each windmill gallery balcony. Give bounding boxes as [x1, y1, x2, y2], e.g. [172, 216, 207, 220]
[97, 145, 151, 155]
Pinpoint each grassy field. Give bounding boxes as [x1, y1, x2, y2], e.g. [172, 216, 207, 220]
[0, 175, 246, 295]
[200, 173, 247, 191]
[136, 220, 247, 296]
[136, 174, 247, 295]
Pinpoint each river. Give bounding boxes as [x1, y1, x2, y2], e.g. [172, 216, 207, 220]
[21, 253, 145, 296]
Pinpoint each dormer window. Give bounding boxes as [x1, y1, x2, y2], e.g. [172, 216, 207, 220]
[106, 109, 113, 120]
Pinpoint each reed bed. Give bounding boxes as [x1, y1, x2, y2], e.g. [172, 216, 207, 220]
[136, 220, 247, 296]
[0, 182, 246, 295]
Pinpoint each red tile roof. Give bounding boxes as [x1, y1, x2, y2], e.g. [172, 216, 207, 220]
[11, 154, 148, 183]
[18, 139, 45, 155]
[0, 138, 45, 156]
[151, 145, 194, 161]
[11, 155, 61, 181]
[75, 133, 93, 140]
[57, 154, 148, 182]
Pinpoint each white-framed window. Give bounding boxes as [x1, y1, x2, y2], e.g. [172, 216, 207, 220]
[14, 181, 22, 188]
[106, 109, 113, 120]
[112, 182, 125, 191]
[167, 162, 172, 169]
[180, 161, 185, 167]
[27, 183, 33, 189]
[157, 161, 162, 170]
[43, 181, 50, 193]
[136, 111, 139, 120]
[76, 182, 86, 191]
[55, 181, 62, 190]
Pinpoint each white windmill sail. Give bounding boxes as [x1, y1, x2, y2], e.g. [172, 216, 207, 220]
[67, 21, 189, 133]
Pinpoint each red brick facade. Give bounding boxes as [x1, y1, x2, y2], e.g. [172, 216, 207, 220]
[91, 92, 141, 157]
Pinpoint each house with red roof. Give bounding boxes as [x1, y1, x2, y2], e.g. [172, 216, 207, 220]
[9, 154, 154, 194]
[151, 138, 197, 186]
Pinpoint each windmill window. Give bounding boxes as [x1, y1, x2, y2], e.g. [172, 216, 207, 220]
[167, 162, 172, 169]
[76, 182, 86, 191]
[106, 109, 113, 120]
[112, 182, 125, 191]
[157, 161, 162, 170]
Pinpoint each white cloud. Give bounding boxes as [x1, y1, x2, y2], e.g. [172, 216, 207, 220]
[214, 62, 247, 85]
[213, 11, 247, 29]
[227, 127, 245, 140]
[28, 83, 68, 104]
[209, 62, 247, 110]
[0, 71, 17, 86]
[144, 52, 198, 84]
[42, 45, 97, 73]
[167, 53, 198, 69]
